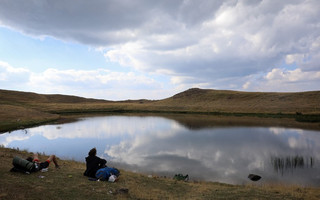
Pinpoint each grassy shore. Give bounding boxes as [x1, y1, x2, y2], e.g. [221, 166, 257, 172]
[1, 147, 320, 200]
[1, 88, 320, 133]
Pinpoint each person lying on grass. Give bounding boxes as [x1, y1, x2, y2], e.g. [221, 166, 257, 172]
[27, 153, 60, 171]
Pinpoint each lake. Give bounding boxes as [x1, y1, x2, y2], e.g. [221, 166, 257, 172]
[1, 114, 319, 186]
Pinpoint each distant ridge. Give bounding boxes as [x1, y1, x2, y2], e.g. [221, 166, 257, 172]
[155, 88, 320, 114]
[172, 87, 320, 99]
[0, 89, 109, 104]
[172, 88, 211, 99]
[1, 88, 320, 114]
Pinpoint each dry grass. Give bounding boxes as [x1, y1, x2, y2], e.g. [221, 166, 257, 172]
[155, 88, 320, 114]
[1, 88, 320, 199]
[0, 105, 59, 132]
[1, 88, 320, 132]
[2, 88, 320, 115]
[1, 147, 320, 200]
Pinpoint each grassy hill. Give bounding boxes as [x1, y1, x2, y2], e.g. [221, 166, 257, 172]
[1, 88, 320, 114]
[0, 89, 110, 132]
[1, 88, 320, 132]
[0, 89, 109, 104]
[154, 88, 320, 114]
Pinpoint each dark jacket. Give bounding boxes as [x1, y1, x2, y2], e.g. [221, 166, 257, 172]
[83, 156, 107, 178]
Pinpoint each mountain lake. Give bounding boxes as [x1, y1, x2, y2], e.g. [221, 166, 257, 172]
[1, 114, 319, 186]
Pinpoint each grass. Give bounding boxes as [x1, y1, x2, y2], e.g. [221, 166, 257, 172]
[1, 147, 320, 200]
[1, 88, 320, 199]
[295, 114, 320, 123]
[1, 88, 320, 132]
[0, 104, 59, 132]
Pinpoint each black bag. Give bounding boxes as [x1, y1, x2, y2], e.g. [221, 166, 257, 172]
[10, 156, 38, 174]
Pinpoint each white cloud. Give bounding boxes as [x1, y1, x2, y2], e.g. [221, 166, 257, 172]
[0, 61, 174, 100]
[285, 54, 305, 65]
[0, 61, 30, 87]
[265, 68, 320, 83]
[269, 127, 287, 135]
[243, 68, 320, 92]
[0, 0, 319, 94]
[242, 81, 250, 90]
[100, 0, 320, 89]
[28, 68, 166, 99]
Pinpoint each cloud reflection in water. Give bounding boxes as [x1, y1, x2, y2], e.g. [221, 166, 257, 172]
[0, 115, 319, 186]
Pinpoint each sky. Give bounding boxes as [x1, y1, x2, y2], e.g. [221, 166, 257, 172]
[0, 0, 319, 100]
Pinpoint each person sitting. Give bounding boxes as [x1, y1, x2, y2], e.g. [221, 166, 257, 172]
[27, 153, 60, 171]
[83, 148, 107, 178]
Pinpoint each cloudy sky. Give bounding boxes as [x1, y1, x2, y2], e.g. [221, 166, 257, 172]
[0, 0, 319, 100]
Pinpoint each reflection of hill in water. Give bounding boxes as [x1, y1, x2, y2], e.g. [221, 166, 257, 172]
[271, 156, 315, 175]
[158, 114, 319, 130]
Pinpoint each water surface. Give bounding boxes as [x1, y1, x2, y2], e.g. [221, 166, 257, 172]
[1, 115, 319, 186]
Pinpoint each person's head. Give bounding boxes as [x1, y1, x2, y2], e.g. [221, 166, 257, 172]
[88, 148, 97, 157]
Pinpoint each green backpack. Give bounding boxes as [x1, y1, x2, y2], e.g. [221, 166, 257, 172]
[11, 156, 37, 174]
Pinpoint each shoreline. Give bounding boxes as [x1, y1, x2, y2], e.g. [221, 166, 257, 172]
[1, 110, 320, 134]
[1, 88, 320, 133]
[0, 146, 319, 199]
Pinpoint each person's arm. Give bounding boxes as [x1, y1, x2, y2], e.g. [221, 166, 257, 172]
[99, 158, 107, 167]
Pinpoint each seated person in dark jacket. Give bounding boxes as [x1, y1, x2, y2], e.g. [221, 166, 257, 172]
[83, 148, 107, 178]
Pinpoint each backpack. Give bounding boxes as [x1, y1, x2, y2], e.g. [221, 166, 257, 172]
[173, 174, 189, 181]
[95, 167, 120, 181]
[10, 156, 38, 174]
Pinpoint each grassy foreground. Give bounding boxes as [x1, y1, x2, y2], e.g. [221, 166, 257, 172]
[1, 147, 320, 200]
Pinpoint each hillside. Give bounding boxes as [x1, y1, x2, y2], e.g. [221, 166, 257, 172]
[0, 89, 109, 104]
[154, 88, 320, 114]
[1, 88, 320, 132]
[1, 88, 320, 114]
[0, 89, 109, 132]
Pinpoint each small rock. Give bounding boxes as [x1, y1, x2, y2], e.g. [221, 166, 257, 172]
[117, 188, 129, 194]
[248, 174, 261, 181]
